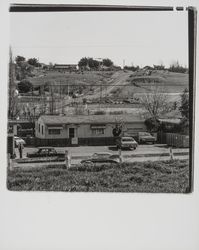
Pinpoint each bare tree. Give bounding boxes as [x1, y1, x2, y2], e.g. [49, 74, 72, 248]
[140, 84, 169, 119]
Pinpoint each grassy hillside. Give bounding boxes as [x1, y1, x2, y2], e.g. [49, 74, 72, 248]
[28, 70, 114, 87]
[127, 71, 188, 93]
[109, 71, 188, 102]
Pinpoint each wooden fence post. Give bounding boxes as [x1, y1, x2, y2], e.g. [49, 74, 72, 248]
[65, 150, 71, 169]
[119, 148, 122, 164]
[169, 147, 174, 160]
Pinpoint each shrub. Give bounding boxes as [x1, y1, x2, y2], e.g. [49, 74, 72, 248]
[93, 110, 106, 115]
[17, 80, 33, 93]
[145, 117, 161, 132]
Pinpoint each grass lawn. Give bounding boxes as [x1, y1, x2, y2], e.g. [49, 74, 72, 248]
[7, 159, 190, 193]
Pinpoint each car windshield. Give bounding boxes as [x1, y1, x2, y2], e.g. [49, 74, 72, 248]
[143, 133, 151, 136]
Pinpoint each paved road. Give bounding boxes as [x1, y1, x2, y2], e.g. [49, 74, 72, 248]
[12, 144, 189, 169]
[14, 144, 189, 159]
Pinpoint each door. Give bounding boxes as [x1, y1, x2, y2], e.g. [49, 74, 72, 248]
[69, 128, 78, 145]
[69, 128, 75, 138]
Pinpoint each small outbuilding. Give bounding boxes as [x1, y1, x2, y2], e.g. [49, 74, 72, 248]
[53, 64, 78, 72]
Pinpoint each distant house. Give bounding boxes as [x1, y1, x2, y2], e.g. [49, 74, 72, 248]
[35, 114, 146, 146]
[53, 64, 78, 72]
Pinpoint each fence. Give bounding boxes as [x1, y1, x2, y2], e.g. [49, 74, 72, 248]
[158, 132, 189, 148]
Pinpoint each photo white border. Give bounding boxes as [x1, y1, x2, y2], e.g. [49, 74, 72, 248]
[0, 0, 198, 249]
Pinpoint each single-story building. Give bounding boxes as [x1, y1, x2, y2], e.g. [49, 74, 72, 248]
[53, 64, 78, 72]
[35, 114, 147, 146]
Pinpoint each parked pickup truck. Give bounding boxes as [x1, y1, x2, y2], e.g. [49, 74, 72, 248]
[138, 132, 156, 144]
[27, 147, 65, 160]
[116, 136, 138, 150]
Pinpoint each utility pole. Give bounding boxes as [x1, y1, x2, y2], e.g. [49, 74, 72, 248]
[8, 47, 18, 119]
[50, 85, 55, 115]
[67, 83, 69, 96]
[99, 84, 102, 109]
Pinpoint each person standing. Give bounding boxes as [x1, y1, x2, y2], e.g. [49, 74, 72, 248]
[18, 143, 24, 159]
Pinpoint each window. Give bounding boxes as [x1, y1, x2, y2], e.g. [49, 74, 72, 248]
[92, 128, 105, 135]
[42, 125, 44, 135]
[91, 124, 106, 136]
[48, 129, 61, 135]
[39, 124, 40, 133]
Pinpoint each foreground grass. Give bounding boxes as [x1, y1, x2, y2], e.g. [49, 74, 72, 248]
[7, 160, 190, 193]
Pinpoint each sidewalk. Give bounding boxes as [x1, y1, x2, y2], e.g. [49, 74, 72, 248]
[13, 145, 189, 159]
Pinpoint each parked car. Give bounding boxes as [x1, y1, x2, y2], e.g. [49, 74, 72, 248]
[81, 152, 120, 165]
[14, 136, 26, 147]
[138, 132, 156, 144]
[116, 136, 138, 150]
[27, 147, 65, 160]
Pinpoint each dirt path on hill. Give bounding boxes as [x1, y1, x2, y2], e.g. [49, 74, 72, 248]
[81, 71, 132, 100]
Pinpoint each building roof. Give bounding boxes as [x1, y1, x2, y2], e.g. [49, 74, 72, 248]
[54, 64, 77, 68]
[39, 114, 144, 125]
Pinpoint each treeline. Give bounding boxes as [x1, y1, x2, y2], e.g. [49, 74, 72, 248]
[124, 62, 188, 73]
[78, 57, 114, 70]
[14, 56, 43, 93]
[168, 61, 188, 73]
[15, 56, 41, 81]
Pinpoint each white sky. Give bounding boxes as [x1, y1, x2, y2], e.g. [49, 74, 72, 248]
[10, 10, 188, 67]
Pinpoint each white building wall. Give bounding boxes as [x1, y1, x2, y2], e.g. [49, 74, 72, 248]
[35, 120, 146, 139]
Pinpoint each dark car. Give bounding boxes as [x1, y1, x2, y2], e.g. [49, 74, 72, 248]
[138, 132, 156, 144]
[81, 152, 120, 165]
[27, 147, 65, 160]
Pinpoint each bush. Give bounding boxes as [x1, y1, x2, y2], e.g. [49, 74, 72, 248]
[17, 80, 33, 93]
[109, 111, 125, 115]
[145, 117, 161, 132]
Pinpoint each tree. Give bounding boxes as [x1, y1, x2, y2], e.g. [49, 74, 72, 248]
[15, 55, 26, 65]
[102, 58, 113, 67]
[179, 88, 189, 119]
[9, 48, 19, 119]
[145, 117, 161, 132]
[169, 61, 187, 73]
[112, 124, 122, 137]
[153, 64, 165, 70]
[27, 58, 39, 67]
[140, 84, 169, 119]
[15, 61, 34, 80]
[18, 80, 33, 93]
[124, 65, 139, 71]
[179, 88, 189, 134]
[78, 57, 100, 70]
[78, 57, 88, 68]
